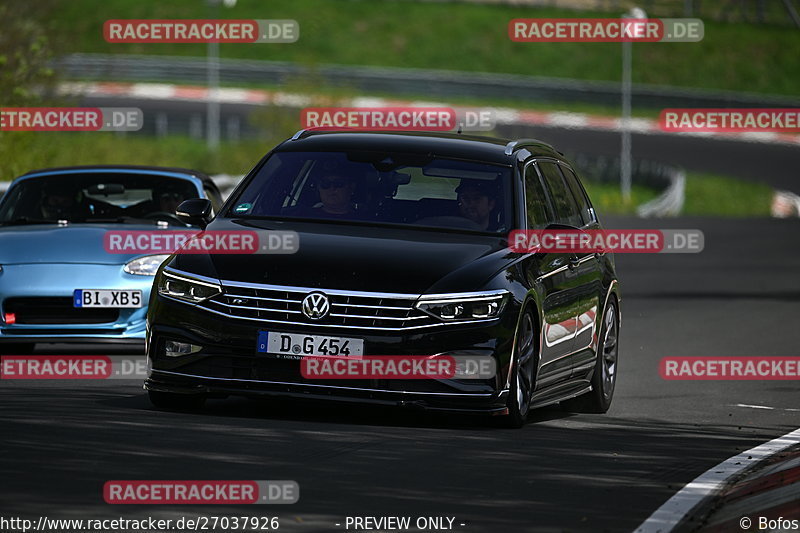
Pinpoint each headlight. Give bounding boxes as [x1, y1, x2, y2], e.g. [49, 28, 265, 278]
[157, 271, 221, 303]
[416, 290, 508, 321]
[124, 255, 171, 276]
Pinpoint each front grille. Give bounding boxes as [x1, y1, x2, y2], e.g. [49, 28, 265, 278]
[4, 297, 120, 325]
[195, 282, 439, 331]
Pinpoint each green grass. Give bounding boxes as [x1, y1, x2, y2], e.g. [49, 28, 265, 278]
[0, 133, 775, 218]
[682, 172, 773, 216]
[581, 182, 661, 215]
[45, 0, 800, 97]
[583, 172, 774, 217]
[0, 132, 282, 180]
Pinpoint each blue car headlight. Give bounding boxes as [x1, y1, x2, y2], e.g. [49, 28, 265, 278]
[124, 255, 171, 276]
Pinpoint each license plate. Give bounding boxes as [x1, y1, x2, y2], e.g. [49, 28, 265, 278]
[257, 331, 364, 357]
[73, 289, 143, 308]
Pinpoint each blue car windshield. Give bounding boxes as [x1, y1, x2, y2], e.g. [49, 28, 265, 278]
[0, 173, 199, 225]
[228, 151, 513, 234]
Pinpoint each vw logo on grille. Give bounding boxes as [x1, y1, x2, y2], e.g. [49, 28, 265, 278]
[301, 292, 330, 320]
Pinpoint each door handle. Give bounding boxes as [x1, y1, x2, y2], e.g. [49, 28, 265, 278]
[568, 256, 581, 269]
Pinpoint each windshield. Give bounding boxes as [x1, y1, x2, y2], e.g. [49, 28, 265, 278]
[0, 173, 201, 225]
[228, 151, 513, 233]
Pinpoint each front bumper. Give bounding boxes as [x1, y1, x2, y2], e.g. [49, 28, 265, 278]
[145, 372, 510, 414]
[0, 263, 153, 345]
[145, 291, 520, 413]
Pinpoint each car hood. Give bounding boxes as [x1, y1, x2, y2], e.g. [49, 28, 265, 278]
[0, 223, 174, 265]
[169, 219, 518, 294]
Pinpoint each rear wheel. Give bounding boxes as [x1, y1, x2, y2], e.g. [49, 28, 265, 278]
[561, 297, 619, 413]
[148, 390, 206, 410]
[1, 343, 36, 355]
[501, 310, 537, 428]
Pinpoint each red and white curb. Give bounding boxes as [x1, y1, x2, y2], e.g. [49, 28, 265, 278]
[58, 82, 800, 147]
[634, 427, 800, 532]
[700, 447, 800, 532]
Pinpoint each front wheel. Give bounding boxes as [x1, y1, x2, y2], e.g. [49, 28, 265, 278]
[562, 297, 619, 414]
[501, 310, 537, 428]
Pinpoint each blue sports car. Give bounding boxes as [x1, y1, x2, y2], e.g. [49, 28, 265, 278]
[0, 165, 223, 354]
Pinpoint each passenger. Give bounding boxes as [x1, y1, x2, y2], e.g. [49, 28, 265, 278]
[455, 180, 497, 231]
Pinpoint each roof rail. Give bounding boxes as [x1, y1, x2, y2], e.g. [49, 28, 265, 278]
[290, 129, 306, 141]
[504, 138, 552, 156]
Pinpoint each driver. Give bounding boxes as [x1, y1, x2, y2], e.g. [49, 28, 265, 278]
[314, 172, 358, 217]
[455, 179, 497, 231]
[290, 164, 362, 219]
[156, 188, 186, 215]
[40, 182, 88, 220]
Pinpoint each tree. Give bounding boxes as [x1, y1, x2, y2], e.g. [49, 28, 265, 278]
[0, 1, 59, 106]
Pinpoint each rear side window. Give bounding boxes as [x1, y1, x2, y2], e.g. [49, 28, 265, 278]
[524, 163, 551, 228]
[537, 162, 582, 227]
[559, 165, 595, 226]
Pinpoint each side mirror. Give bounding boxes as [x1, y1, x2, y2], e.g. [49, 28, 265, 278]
[176, 198, 213, 228]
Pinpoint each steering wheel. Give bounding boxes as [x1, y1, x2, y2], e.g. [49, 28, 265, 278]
[144, 211, 184, 224]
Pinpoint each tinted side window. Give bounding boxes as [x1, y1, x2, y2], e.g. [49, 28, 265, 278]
[524, 163, 551, 228]
[537, 162, 582, 227]
[559, 166, 595, 226]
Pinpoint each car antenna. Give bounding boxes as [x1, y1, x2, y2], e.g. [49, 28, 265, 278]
[457, 123, 463, 134]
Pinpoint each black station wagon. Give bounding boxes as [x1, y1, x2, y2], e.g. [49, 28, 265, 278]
[145, 131, 621, 428]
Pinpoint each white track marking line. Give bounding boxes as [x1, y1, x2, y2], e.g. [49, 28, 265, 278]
[732, 403, 799, 412]
[736, 403, 775, 410]
[633, 427, 800, 533]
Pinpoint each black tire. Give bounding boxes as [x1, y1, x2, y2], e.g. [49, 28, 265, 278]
[561, 297, 619, 414]
[500, 309, 538, 428]
[1, 343, 36, 355]
[148, 390, 206, 410]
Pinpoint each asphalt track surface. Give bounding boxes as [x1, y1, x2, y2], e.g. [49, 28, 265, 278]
[1, 97, 799, 532]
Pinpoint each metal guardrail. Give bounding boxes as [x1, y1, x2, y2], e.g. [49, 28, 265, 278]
[637, 168, 685, 217]
[54, 54, 800, 110]
[570, 152, 685, 216]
